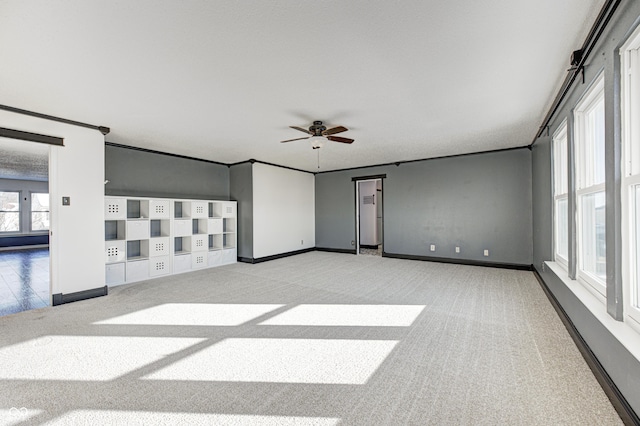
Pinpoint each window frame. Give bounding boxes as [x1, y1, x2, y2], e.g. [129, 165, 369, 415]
[552, 120, 569, 268]
[620, 29, 640, 328]
[30, 191, 50, 232]
[574, 72, 607, 300]
[0, 190, 22, 234]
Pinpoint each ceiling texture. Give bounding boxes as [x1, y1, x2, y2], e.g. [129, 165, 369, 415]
[0, 137, 49, 181]
[0, 0, 605, 173]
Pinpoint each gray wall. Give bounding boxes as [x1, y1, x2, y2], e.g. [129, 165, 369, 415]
[105, 144, 229, 199]
[531, 0, 640, 414]
[316, 148, 533, 266]
[229, 162, 253, 259]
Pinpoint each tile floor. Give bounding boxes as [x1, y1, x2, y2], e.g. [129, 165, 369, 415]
[359, 245, 382, 256]
[0, 248, 49, 317]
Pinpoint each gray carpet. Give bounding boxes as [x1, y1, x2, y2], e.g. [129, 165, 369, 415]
[0, 252, 623, 425]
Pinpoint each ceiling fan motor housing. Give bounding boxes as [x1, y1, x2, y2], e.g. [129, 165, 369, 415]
[310, 121, 327, 135]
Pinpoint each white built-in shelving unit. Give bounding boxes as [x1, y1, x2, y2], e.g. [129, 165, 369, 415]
[105, 196, 237, 286]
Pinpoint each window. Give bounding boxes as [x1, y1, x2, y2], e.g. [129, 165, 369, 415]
[574, 73, 606, 298]
[31, 193, 50, 231]
[0, 191, 20, 233]
[553, 121, 569, 266]
[621, 28, 640, 327]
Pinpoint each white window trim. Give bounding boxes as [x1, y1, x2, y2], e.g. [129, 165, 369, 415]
[552, 120, 568, 268]
[574, 76, 605, 190]
[546, 261, 640, 360]
[554, 194, 569, 269]
[0, 190, 22, 235]
[29, 191, 50, 233]
[575, 183, 607, 300]
[621, 29, 640, 327]
[574, 72, 606, 300]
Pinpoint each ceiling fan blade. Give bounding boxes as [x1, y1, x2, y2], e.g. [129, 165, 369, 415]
[280, 136, 310, 143]
[327, 135, 354, 144]
[290, 126, 312, 134]
[322, 126, 348, 136]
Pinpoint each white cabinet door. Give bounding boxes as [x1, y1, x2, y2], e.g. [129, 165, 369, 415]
[149, 256, 171, 277]
[105, 198, 127, 220]
[174, 254, 192, 273]
[222, 202, 236, 218]
[126, 260, 149, 282]
[221, 248, 237, 265]
[174, 219, 192, 237]
[105, 240, 126, 263]
[208, 250, 222, 267]
[149, 237, 170, 257]
[148, 199, 171, 219]
[191, 201, 208, 218]
[126, 220, 150, 240]
[207, 218, 223, 234]
[190, 235, 207, 252]
[106, 263, 125, 285]
[192, 252, 207, 269]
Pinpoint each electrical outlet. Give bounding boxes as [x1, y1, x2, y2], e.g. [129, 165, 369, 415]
[483, 249, 489, 257]
[351, 240, 355, 246]
[301, 239, 304, 245]
[430, 244, 436, 252]
[455, 246, 460, 253]
[62, 196, 71, 206]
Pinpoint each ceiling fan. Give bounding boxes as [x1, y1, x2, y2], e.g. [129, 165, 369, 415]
[280, 120, 354, 149]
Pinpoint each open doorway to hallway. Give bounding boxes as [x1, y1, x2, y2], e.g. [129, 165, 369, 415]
[356, 178, 383, 256]
[0, 137, 51, 316]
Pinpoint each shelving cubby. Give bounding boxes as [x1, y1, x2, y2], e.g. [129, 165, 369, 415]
[127, 199, 150, 219]
[174, 200, 191, 219]
[127, 240, 149, 261]
[193, 218, 208, 235]
[104, 197, 127, 285]
[223, 217, 236, 233]
[174, 236, 191, 255]
[209, 201, 223, 218]
[105, 220, 126, 241]
[223, 234, 236, 249]
[222, 217, 237, 251]
[105, 196, 236, 285]
[209, 234, 223, 251]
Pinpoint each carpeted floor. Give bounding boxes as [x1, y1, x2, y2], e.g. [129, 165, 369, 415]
[0, 252, 623, 425]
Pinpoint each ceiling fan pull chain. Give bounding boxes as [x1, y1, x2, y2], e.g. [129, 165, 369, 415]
[317, 148, 320, 170]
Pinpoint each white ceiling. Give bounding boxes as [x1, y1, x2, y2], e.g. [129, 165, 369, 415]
[0, 137, 49, 181]
[0, 0, 604, 172]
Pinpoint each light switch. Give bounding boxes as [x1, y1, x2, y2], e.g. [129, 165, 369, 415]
[62, 196, 71, 206]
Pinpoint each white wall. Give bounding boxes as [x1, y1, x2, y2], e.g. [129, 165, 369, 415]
[252, 163, 315, 258]
[0, 109, 105, 297]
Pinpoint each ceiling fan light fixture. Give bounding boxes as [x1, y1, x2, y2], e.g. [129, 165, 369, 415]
[309, 135, 325, 149]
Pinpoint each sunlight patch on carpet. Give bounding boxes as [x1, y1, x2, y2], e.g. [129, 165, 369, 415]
[144, 338, 398, 384]
[260, 304, 425, 327]
[0, 336, 204, 381]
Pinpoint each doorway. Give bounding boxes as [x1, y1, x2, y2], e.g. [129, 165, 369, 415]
[356, 178, 383, 256]
[0, 137, 51, 316]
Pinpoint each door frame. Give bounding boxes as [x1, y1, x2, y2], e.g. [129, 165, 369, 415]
[353, 174, 386, 255]
[0, 128, 62, 305]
